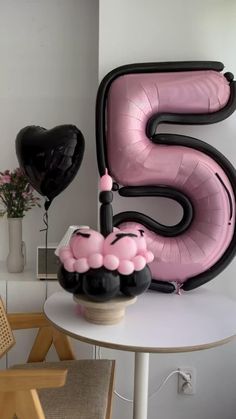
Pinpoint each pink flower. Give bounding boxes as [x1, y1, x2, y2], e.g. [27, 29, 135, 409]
[0, 167, 40, 217]
[0, 175, 11, 184]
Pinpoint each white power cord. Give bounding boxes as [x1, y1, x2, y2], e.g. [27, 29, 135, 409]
[95, 346, 191, 403]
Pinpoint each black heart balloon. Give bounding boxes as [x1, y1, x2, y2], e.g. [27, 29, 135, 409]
[15, 125, 85, 209]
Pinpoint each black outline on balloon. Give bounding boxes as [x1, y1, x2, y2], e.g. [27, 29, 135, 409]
[114, 186, 193, 237]
[96, 61, 232, 176]
[99, 190, 113, 237]
[150, 133, 236, 291]
[96, 61, 236, 293]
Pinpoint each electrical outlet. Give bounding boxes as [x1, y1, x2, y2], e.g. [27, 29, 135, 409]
[178, 367, 196, 395]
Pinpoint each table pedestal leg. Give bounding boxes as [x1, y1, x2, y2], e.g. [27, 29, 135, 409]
[133, 352, 149, 419]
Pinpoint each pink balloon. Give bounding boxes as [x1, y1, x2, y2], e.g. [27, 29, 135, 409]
[113, 227, 120, 232]
[74, 258, 89, 273]
[100, 169, 113, 191]
[145, 250, 154, 263]
[118, 260, 134, 275]
[104, 254, 119, 270]
[64, 258, 76, 272]
[104, 231, 137, 260]
[88, 253, 103, 269]
[59, 247, 73, 263]
[70, 228, 104, 259]
[132, 255, 146, 271]
[121, 228, 147, 252]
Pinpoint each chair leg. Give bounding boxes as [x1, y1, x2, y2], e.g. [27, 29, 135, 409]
[106, 360, 116, 419]
[15, 389, 45, 419]
[52, 328, 76, 360]
[27, 326, 53, 362]
[0, 392, 16, 419]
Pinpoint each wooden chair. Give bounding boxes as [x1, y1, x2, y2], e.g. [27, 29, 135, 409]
[0, 297, 115, 419]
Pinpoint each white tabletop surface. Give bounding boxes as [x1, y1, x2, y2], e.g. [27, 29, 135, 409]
[44, 288, 236, 353]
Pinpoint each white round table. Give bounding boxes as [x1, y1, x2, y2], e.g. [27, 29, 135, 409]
[44, 288, 236, 419]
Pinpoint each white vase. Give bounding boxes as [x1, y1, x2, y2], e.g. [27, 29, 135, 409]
[6, 218, 26, 273]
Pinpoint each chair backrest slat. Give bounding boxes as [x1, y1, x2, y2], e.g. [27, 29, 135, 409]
[0, 297, 15, 358]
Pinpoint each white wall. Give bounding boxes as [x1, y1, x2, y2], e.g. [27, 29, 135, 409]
[1, 1, 236, 418]
[99, 1, 236, 418]
[0, 0, 99, 268]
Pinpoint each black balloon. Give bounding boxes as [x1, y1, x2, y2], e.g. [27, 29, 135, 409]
[15, 125, 85, 208]
[83, 268, 120, 302]
[58, 264, 84, 294]
[120, 266, 152, 297]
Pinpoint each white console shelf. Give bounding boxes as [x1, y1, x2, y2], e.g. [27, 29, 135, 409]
[0, 262, 37, 281]
[0, 262, 93, 369]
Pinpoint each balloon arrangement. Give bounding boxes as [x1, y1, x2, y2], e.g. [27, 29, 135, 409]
[57, 170, 154, 302]
[15, 124, 152, 302]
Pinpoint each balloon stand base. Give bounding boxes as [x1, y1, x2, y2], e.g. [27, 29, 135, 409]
[73, 294, 137, 325]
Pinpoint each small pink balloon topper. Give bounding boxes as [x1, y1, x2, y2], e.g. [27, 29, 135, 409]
[59, 228, 105, 273]
[70, 228, 104, 259]
[100, 168, 113, 191]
